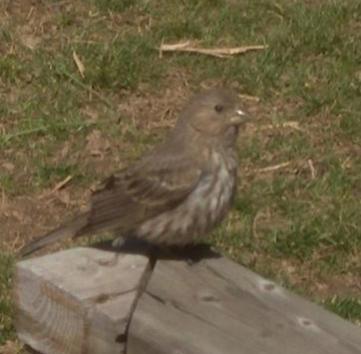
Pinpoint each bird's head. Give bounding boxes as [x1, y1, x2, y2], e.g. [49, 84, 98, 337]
[177, 88, 248, 143]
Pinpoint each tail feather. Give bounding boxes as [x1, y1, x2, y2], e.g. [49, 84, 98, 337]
[19, 213, 89, 257]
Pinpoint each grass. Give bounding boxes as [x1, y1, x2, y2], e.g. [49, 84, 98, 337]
[1, 0, 360, 348]
[0, 253, 14, 344]
[324, 296, 361, 325]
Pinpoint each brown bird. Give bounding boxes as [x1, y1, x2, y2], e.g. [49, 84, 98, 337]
[20, 88, 248, 257]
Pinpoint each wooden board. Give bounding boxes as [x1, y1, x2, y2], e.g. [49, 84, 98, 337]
[127, 256, 361, 354]
[14, 247, 151, 354]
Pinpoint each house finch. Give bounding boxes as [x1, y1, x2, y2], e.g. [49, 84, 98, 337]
[20, 88, 248, 256]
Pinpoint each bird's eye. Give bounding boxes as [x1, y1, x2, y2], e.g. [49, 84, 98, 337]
[214, 104, 224, 113]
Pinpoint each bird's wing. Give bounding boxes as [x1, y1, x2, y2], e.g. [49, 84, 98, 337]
[83, 154, 204, 234]
[19, 153, 203, 257]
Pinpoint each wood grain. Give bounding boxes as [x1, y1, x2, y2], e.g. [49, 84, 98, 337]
[14, 247, 151, 354]
[127, 256, 361, 354]
[15, 247, 361, 354]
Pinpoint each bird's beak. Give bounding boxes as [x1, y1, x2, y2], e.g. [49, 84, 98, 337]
[229, 109, 248, 126]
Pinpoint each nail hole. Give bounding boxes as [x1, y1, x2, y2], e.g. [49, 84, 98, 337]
[302, 318, 312, 326]
[264, 282, 275, 291]
[198, 291, 219, 302]
[297, 317, 320, 332]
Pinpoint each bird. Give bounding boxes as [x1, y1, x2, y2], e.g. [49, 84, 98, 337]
[19, 87, 249, 257]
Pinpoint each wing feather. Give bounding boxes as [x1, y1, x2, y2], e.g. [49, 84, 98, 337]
[83, 153, 203, 235]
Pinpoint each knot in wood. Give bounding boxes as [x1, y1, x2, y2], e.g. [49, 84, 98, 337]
[297, 316, 320, 332]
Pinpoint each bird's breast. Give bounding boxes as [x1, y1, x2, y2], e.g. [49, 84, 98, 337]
[135, 149, 237, 245]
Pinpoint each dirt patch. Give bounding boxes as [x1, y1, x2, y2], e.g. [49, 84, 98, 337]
[0, 340, 22, 354]
[0, 69, 195, 254]
[117, 71, 191, 131]
[0, 190, 85, 253]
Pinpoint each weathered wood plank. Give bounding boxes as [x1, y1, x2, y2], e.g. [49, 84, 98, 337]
[15, 247, 151, 354]
[127, 256, 361, 354]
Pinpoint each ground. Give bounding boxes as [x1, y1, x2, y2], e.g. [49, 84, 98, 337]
[1, 0, 361, 351]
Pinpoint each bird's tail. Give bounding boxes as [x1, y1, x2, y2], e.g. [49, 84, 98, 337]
[19, 212, 89, 257]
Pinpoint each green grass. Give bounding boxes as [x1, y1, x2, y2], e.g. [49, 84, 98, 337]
[34, 162, 87, 188]
[324, 296, 361, 324]
[0, 254, 15, 344]
[1, 0, 360, 346]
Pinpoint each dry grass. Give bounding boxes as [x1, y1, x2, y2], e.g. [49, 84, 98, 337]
[1, 0, 361, 346]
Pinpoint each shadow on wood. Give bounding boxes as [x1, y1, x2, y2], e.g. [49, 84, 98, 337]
[93, 238, 221, 262]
